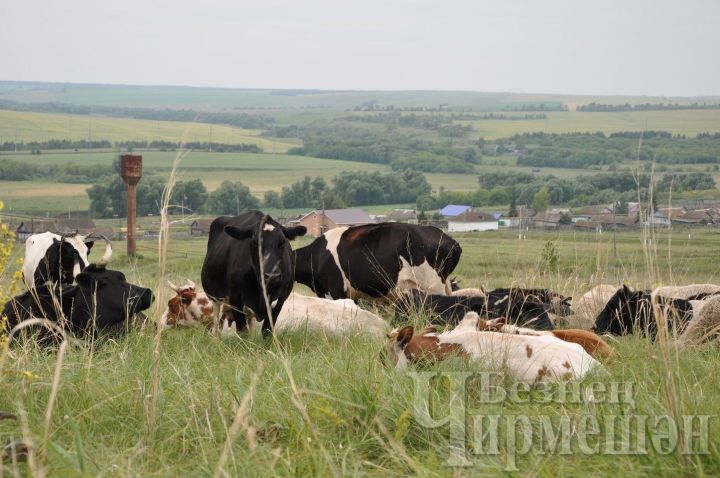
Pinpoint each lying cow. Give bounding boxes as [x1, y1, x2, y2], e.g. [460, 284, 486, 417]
[652, 284, 720, 301]
[162, 289, 389, 339]
[201, 211, 307, 335]
[23, 232, 112, 288]
[159, 280, 215, 328]
[571, 284, 619, 330]
[466, 314, 614, 360]
[487, 287, 572, 317]
[593, 285, 693, 339]
[386, 323, 599, 383]
[396, 289, 555, 330]
[294, 223, 461, 300]
[2, 263, 153, 341]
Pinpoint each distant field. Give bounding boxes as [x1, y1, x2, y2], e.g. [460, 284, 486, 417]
[0, 110, 300, 152]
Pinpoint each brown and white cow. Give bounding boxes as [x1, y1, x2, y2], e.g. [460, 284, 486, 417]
[386, 321, 600, 383]
[464, 313, 614, 360]
[159, 280, 215, 328]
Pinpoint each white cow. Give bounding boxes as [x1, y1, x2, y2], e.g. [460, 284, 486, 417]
[570, 284, 618, 329]
[653, 284, 720, 300]
[387, 321, 600, 383]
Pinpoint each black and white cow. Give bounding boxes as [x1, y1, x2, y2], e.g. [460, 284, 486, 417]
[592, 285, 694, 339]
[2, 263, 153, 341]
[487, 287, 572, 317]
[294, 223, 461, 300]
[23, 232, 112, 288]
[396, 289, 555, 330]
[200, 211, 307, 334]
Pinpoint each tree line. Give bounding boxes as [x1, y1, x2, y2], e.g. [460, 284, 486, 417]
[414, 170, 717, 213]
[0, 139, 263, 153]
[0, 158, 113, 183]
[0, 100, 274, 129]
[510, 132, 720, 168]
[85, 170, 432, 218]
[576, 102, 720, 112]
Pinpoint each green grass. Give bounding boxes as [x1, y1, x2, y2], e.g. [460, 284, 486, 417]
[2, 228, 720, 475]
[0, 110, 301, 152]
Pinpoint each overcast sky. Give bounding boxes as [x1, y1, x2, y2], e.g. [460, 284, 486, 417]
[2, 0, 719, 96]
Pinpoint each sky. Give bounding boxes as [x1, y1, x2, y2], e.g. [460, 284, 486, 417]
[1, 0, 719, 97]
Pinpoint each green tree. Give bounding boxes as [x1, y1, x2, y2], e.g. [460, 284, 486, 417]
[263, 190, 283, 208]
[206, 181, 259, 215]
[172, 179, 208, 213]
[532, 187, 551, 212]
[488, 186, 509, 206]
[508, 195, 518, 217]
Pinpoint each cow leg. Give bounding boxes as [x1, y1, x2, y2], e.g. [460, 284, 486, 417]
[227, 290, 249, 332]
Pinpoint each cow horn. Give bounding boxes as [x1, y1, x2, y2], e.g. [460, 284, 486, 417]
[78, 231, 95, 242]
[186, 279, 196, 289]
[95, 235, 113, 266]
[167, 280, 180, 292]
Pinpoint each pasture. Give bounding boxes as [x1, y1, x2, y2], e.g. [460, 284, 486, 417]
[2, 227, 720, 475]
[0, 110, 300, 153]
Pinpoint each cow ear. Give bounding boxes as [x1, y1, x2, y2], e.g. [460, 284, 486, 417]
[224, 225, 254, 241]
[396, 326, 414, 349]
[283, 225, 307, 240]
[622, 284, 632, 295]
[85, 240, 94, 252]
[53, 237, 62, 246]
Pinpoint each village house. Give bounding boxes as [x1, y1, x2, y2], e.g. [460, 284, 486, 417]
[532, 211, 564, 229]
[440, 204, 472, 218]
[295, 208, 374, 236]
[386, 209, 418, 224]
[190, 219, 215, 236]
[15, 220, 60, 241]
[447, 210, 499, 232]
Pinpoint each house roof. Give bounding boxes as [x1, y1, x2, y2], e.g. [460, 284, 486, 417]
[657, 207, 686, 219]
[57, 218, 96, 234]
[387, 209, 417, 221]
[17, 220, 59, 234]
[572, 205, 612, 216]
[440, 204, 472, 217]
[191, 219, 215, 229]
[533, 212, 563, 223]
[302, 208, 373, 225]
[574, 220, 601, 229]
[592, 214, 638, 226]
[449, 210, 496, 222]
[673, 210, 712, 223]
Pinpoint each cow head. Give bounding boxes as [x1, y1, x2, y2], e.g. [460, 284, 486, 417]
[162, 280, 215, 327]
[223, 216, 306, 309]
[71, 264, 154, 334]
[385, 325, 465, 369]
[592, 284, 647, 335]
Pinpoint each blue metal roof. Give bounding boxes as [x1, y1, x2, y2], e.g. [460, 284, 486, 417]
[440, 204, 471, 217]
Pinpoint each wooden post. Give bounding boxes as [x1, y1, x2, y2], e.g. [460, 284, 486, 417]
[120, 154, 143, 257]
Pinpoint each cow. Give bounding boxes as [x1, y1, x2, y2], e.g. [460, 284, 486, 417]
[293, 223, 461, 301]
[23, 232, 112, 289]
[200, 211, 307, 335]
[571, 284, 619, 330]
[396, 289, 555, 330]
[386, 323, 599, 383]
[162, 289, 389, 339]
[451, 287, 486, 297]
[2, 263, 153, 341]
[652, 284, 720, 301]
[592, 285, 693, 339]
[467, 314, 614, 360]
[677, 295, 720, 346]
[487, 287, 572, 317]
[159, 280, 215, 328]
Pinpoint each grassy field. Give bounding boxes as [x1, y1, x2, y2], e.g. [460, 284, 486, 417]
[2, 227, 720, 476]
[0, 110, 300, 153]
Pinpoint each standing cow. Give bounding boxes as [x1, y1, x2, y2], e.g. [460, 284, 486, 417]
[23, 232, 112, 289]
[201, 211, 307, 334]
[293, 223, 461, 300]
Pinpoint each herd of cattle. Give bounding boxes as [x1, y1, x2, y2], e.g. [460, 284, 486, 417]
[3, 210, 720, 383]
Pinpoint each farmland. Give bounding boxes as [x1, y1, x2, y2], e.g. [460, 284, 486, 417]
[2, 228, 720, 475]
